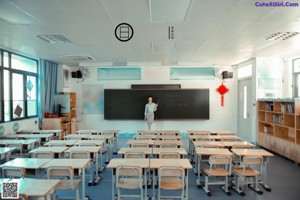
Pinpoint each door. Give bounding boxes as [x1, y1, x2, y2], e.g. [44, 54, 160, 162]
[238, 78, 252, 142]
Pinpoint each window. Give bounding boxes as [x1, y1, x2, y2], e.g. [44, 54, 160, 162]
[293, 58, 300, 97]
[0, 49, 38, 122]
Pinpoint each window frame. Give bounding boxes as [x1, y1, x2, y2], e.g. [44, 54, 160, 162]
[0, 48, 39, 123]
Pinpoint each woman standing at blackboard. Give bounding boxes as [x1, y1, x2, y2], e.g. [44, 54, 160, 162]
[144, 95, 158, 130]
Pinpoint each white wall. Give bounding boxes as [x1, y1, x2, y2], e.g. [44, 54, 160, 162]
[0, 118, 39, 135]
[70, 66, 238, 134]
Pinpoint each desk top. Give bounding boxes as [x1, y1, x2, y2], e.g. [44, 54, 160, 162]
[0, 158, 52, 169]
[118, 148, 153, 155]
[231, 149, 274, 157]
[138, 130, 159, 135]
[152, 148, 187, 155]
[64, 134, 88, 139]
[187, 130, 210, 135]
[149, 159, 192, 169]
[0, 178, 61, 197]
[89, 135, 114, 140]
[41, 159, 89, 169]
[44, 140, 78, 146]
[221, 141, 254, 147]
[107, 158, 150, 168]
[154, 140, 184, 146]
[65, 146, 101, 153]
[0, 139, 39, 145]
[210, 131, 233, 135]
[33, 130, 63, 134]
[195, 148, 232, 156]
[0, 147, 16, 154]
[74, 140, 104, 146]
[193, 141, 224, 147]
[127, 140, 155, 145]
[5, 134, 53, 139]
[29, 147, 69, 154]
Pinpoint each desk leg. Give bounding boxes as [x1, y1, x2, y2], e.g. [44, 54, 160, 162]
[105, 139, 111, 164]
[112, 170, 116, 200]
[113, 134, 118, 154]
[99, 147, 104, 172]
[188, 138, 192, 158]
[185, 170, 189, 200]
[196, 154, 202, 187]
[259, 157, 271, 192]
[152, 169, 156, 200]
[93, 152, 101, 184]
[144, 170, 147, 200]
[82, 168, 87, 200]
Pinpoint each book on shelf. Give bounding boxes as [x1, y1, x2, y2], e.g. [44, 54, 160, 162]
[264, 103, 273, 111]
[272, 114, 284, 124]
[281, 103, 285, 113]
[286, 104, 294, 113]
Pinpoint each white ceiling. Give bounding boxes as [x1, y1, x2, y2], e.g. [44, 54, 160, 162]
[1, 0, 300, 66]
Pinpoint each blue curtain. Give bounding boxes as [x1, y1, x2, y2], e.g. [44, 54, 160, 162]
[39, 60, 58, 122]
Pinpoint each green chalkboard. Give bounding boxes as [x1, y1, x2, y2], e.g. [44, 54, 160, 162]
[104, 89, 209, 120]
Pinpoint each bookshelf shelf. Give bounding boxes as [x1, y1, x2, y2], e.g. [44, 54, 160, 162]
[257, 100, 300, 163]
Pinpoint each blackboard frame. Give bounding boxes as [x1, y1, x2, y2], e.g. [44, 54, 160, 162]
[104, 89, 210, 120]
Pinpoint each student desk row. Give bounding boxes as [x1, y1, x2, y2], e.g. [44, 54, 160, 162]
[29, 145, 104, 180]
[0, 139, 39, 155]
[2, 133, 54, 145]
[107, 158, 192, 200]
[127, 139, 184, 147]
[63, 134, 114, 163]
[118, 147, 188, 158]
[0, 158, 90, 200]
[195, 148, 273, 193]
[0, 178, 61, 200]
[187, 130, 233, 135]
[138, 130, 181, 136]
[133, 135, 183, 140]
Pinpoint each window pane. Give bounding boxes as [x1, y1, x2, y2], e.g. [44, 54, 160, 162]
[27, 100, 37, 116]
[11, 54, 37, 73]
[12, 73, 24, 101]
[4, 101, 10, 121]
[4, 70, 10, 100]
[3, 52, 9, 68]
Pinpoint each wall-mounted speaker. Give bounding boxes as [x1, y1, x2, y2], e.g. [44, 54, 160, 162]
[76, 70, 82, 78]
[222, 71, 233, 79]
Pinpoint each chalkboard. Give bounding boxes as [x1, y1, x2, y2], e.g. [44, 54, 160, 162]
[104, 89, 209, 120]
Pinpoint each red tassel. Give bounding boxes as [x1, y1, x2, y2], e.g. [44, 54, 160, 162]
[221, 95, 224, 107]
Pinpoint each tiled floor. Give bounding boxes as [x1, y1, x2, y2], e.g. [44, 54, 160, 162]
[68, 136, 300, 200]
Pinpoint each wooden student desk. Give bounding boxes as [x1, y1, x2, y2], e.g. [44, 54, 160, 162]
[210, 130, 233, 135]
[0, 178, 61, 200]
[149, 159, 192, 200]
[88, 135, 114, 163]
[29, 146, 69, 158]
[0, 139, 39, 154]
[152, 148, 187, 158]
[157, 130, 180, 136]
[156, 135, 182, 140]
[221, 141, 254, 148]
[0, 147, 15, 162]
[231, 149, 274, 192]
[40, 158, 90, 200]
[74, 139, 105, 146]
[138, 130, 159, 135]
[154, 140, 184, 147]
[32, 129, 63, 140]
[0, 158, 52, 178]
[43, 140, 78, 147]
[127, 139, 155, 147]
[65, 146, 102, 184]
[99, 130, 120, 154]
[118, 147, 153, 157]
[107, 158, 150, 199]
[64, 134, 88, 140]
[195, 148, 232, 187]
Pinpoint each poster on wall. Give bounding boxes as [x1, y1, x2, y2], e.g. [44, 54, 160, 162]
[82, 84, 104, 114]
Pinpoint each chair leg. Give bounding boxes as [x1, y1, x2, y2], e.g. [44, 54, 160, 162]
[221, 176, 231, 195]
[203, 175, 211, 196]
[248, 176, 263, 194]
[232, 174, 245, 196]
[75, 188, 80, 200]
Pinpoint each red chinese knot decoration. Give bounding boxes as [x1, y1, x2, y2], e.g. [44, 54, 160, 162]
[216, 82, 229, 107]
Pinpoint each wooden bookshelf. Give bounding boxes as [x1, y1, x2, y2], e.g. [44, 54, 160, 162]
[257, 100, 300, 163]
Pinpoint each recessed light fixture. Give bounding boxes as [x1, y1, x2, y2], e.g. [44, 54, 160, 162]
[36, 35, 72, 43]
[265, 32, 299, 41]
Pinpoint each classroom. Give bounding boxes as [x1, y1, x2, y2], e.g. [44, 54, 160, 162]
[0, 0, 300, 200]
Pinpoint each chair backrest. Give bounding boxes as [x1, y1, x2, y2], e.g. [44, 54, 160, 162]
[232, 144, 252, 149]
[160, 143, 178, 148]
[2, 167, 26, 178]
[124, 152, 146, 159]
[47, 166, 75, 188]
[116, 165, 143, 179]
[158, 167, 184, 181]
[32, 151, 54, 158]
[159, 152, 180, 159]
[241, 156, 263, 176]
[131, 143, 149, 148]
[69, 151, 90, 159]
[208, 155, 232, 174]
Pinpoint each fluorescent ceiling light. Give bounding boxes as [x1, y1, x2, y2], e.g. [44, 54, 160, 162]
[265, 32, 299, 41]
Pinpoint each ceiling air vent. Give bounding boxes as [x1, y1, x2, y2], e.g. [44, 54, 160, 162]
[36, 35, 71, 43]
[61, 55, 96, 61]
[265, 32, 299, 41]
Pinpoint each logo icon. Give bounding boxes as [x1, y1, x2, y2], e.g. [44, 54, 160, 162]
[115, 23, 134, 42]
